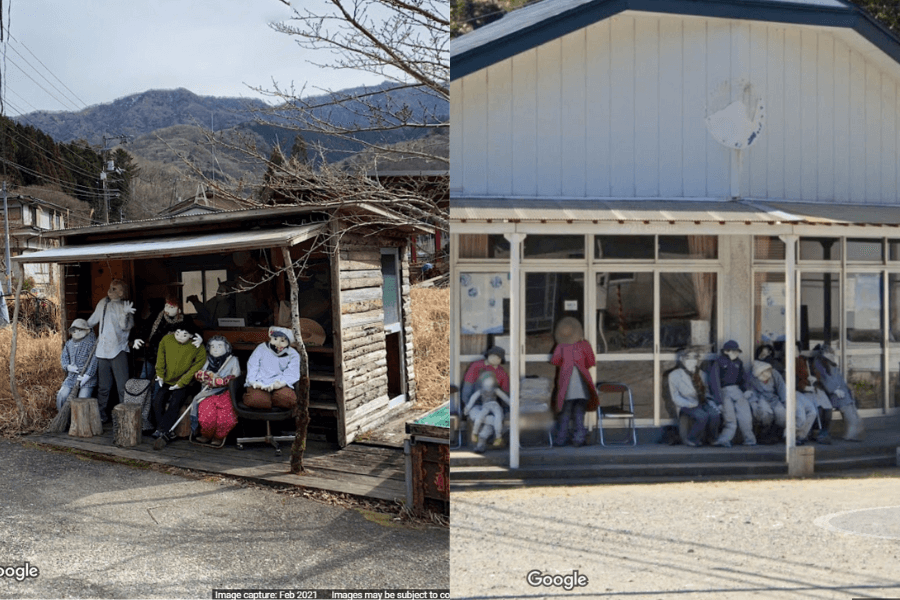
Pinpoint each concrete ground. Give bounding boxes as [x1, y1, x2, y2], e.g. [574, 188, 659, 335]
[0, 439, 449, 599]
[451, 470, 900, 599]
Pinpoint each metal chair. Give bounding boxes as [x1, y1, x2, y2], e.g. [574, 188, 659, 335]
[229, 374, 296, 456]
[596, 382, 637, 446]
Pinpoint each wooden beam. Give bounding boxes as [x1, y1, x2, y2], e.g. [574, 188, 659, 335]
[9, 262, 25, 419]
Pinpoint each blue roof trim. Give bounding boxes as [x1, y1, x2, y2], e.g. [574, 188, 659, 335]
[451, 0, 893, 81]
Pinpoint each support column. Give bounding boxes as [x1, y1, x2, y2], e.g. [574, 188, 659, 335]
[780, 234, 799, 464]
[504, 232, 526, 469]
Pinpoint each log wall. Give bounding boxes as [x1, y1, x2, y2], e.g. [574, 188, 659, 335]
[335, 230, 417, 445]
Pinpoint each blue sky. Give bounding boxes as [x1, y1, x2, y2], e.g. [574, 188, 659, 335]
[1, 0, 385, 117]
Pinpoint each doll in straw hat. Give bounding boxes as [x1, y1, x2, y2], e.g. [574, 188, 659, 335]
[551, 317, 598, 447]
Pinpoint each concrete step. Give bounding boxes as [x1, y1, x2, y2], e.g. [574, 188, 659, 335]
[451, 460, 788, 482]
[815, 453, 898, 472]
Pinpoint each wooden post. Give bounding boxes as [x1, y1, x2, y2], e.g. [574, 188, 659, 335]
[69, 397, 102, 437]
[282, 246, 311, 474]
[112, 403, 142, 447]
[9, 262, 25, 421]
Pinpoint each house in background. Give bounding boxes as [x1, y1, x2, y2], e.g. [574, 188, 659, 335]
[2, 194, 68, 295]
[451, 0, 900, 467]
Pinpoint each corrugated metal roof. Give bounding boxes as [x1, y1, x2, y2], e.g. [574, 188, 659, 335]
[451, 0, 882, 82]
[451, 198, 900, 227]
[450, 198, 793, 223]
[12, 223, 324, 264]
[763, 202, 900, 225]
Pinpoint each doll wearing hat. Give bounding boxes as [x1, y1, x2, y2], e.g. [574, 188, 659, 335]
[747, 359, 817, 444]
[243, 326, 301, 410]
[811, 344, 864, 441]
[551, 317, 599, 447]
[795, 346, 833, 443]
[55, 319, 98, 411]
[668, 347, 720, 446]
[707, 340, 756, 447]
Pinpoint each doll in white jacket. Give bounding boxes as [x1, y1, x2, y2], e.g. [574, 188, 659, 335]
[243, 326, 301, 409]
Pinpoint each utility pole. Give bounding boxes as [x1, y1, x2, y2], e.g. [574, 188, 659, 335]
[1, 181, 11, 325]
[100, 134, 129, 224]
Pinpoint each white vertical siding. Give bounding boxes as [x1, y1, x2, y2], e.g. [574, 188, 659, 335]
[682, 18, 707, 197]
[586, 20, 612, 197]
[766, 26, 785, 200]
[561, 30, 587, 196]
[486, 61, 513, 196]
[865, 62, 882, 203]
[634, 14, 659, 197]
[834, 38, 851, 202]
[454, 14, 900, 205]
[536, 39, 562, 197]
[511, 50, 538, 196]
[883, 75, 896, 203]
[748, 22, 768, 198]
[610, 15, 636, 196]
[817, 33, 835, 201]
[706, 20, 731, 198]
[658, 17, 683, 197]
[800, 29, 818, 200]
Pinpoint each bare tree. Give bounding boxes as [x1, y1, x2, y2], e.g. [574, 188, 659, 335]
[255, 0, 449, 166]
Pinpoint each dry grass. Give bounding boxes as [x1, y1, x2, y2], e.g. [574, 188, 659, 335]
[1, 286, 449, 435]
[410, 286, 450, 409]
[0, 326, 64, 437]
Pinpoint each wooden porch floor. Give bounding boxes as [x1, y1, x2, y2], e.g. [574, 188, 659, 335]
[28, 427, 408, 502]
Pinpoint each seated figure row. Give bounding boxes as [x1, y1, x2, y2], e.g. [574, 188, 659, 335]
[150, 324, 300, 449]
[669, 340, 864, 448]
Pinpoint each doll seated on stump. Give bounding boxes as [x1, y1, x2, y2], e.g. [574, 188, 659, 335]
[464, 373, 510, 453]
[243, 326, 301, 409]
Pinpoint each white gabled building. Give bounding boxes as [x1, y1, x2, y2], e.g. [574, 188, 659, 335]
[450, 0, 900, 466]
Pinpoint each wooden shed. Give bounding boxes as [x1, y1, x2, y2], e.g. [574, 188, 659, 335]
[14, 201, 426, 446]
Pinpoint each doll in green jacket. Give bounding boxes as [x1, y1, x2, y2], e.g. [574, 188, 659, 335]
[151, 321, 206, 449]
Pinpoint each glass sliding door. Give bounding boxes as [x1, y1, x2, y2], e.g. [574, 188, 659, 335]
[844, 272, 884, 410]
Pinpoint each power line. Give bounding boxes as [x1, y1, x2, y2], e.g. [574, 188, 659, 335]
[0, 25, 88, 110]
[4, 54, 81, 112]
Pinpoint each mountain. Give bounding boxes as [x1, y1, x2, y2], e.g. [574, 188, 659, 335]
[14, 84, 447, 217]
[19, 88, 269, 146]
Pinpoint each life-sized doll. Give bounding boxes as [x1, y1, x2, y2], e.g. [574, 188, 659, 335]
[461, 346, 510, 408]
[56, 319, 98, 411]
[244, 326, 301, 410]
[795, 348, 834, 444]
[191, 336, 241, 446]
[551, 317, 599, 447]
[133, 295, 201, 381]
[707, 340, 756, 447]
[151, 322, 207, 449]
[811, 344, 864, 441]
[464, 373, 510, 453]
[747, 360, 817, 445]
[86, 279, 135, 422]
[667, 347, 720, 446]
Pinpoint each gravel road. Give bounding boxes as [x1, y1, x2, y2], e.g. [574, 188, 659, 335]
[451, 474, 900, 599]
[0, 439, 448, 599]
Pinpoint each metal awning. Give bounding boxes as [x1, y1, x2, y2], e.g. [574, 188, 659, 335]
[450, 198, 900, 228]
[450, 199, 794, 223]
[11, 223, 324, 264]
